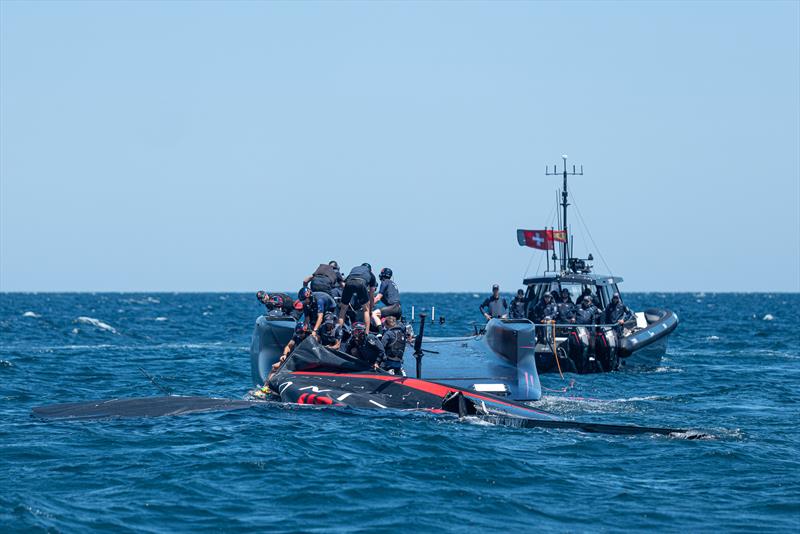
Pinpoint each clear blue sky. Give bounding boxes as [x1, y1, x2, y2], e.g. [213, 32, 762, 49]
[1, 1, 798, 292]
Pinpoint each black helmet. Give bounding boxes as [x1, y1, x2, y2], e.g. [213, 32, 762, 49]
[380, 267, 393, 280]
[361, 262, 372, 270]
[298, 287, 311, 301]
[561, 288, 570, 295]
[516, 289, 524, 297]
[256, 291, 267, 302]
[329, 260, 339, 269]
[295, 322, 309, 335]
[352, 322, 366, 336]
[543, 293, 552, 300]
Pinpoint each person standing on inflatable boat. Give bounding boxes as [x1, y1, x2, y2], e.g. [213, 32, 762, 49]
[371, 267, 402, 326]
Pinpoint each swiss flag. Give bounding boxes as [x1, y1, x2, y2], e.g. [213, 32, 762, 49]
[517, 229, 555, 250]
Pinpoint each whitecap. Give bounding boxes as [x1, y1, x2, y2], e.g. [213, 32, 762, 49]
[154, 317, 168, 321]
[706, 335, 720, 341]
[146, 297, 161, 304]
[763, 314, 774, 321]
[472, 294, 479, 298]
[22, 311, 41, 318]
[202, 311, 212, 316]
[71, 328, 79, 334]
[75, 316, 118, 334]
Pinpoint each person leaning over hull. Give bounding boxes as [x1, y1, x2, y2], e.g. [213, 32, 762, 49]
[377, 316, 407, 376]
[479, 284, 508, 321]
[303, 260, 345, 298]
[344, 322, 386, 369]
[256, 291, 296, 317]
[371, 267, 402, 326]
[338, 263, 378, 334]
[318, 312, 343, 350]
[509, 289, 527, 319]
[267, 322, 311, 382]
[298, 287, 338, 340]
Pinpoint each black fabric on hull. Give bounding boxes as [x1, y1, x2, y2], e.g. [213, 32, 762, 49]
[32, 397, 258, 421]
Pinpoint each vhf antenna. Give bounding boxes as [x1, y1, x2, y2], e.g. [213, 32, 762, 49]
[546, 155, 583, 272]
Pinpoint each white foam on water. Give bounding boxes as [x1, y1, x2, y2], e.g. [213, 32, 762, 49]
[202, 311, 212, 316]
[762, 314, 774, 321]
[707, 335, 720, 341]
[75, 316, 118, 334]
[71, 328, 79, 334]
[22, 311, 40, 318]
[146, 297, 160, 304]
[154, 317, 168, 321]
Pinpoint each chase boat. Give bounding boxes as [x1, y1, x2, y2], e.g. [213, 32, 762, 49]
[488, 155, 678, 374]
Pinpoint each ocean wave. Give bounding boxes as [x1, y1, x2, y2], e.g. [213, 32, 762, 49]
[762, 314, 774, 321]
[154, 317, 168, 321]
[75, 316, 118, 334]
[22, 311, 40, 318]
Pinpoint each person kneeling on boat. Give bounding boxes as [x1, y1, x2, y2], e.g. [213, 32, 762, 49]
[378, 316, 407, 376]
[480, 284, 508, 321]
[298, 287, 338, 340]
[338, 263, 378, 334]
[267, 322, 312, 382]
[344, 322, 386, 370]
[318, 312, 343, 350]
[530, 292, 558, 343]
[371, 268, 402, 326]
[256, 291, 296, 318]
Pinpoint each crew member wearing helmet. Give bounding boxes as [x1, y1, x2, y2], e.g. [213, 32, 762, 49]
[371, 267, 402, 326]
[344, 322, 386, 368]
[267, 322, 311, 382]
[575, 295, 601, 325]
[318, 312, 343, 350]
[556, 288, 576, 324]
[302, 260, 345, 298]
[337, 263, 378, 333]
[298, 287, 337, 339]
[530, 292, 558, 343]
[256, 291, 295, 317]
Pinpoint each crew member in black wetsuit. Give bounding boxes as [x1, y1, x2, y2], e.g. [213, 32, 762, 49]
[267, 322, 311, 382]
[338, 263, 378, 333]
[530, 292, 558, 343]
[256, 291, 295, 317]
[318, 312, 343, 350]
[377, 316, 407, 376]
[303, 261, 345, 297]
[509, 289, 527, 319]
[372, 268, 402, 326]
[604, 293, 633, 333]
[574, 296, 601, 325]
[556, 288, 576, 325]
[479, 284, 508, 321]
[298, 287, 338, 339]
[344, 322, 386, 368]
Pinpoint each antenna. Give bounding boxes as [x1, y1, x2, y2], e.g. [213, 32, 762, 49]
[546, 155, 584, 272]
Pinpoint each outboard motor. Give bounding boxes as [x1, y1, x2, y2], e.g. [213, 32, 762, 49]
[594, 328, 619, 372]
[567, 326, 591, 373]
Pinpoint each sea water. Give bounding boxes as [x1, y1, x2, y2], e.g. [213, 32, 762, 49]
[1, 293, 798, 532]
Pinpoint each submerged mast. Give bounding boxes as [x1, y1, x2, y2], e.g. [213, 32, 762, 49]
[546, 155, 583, 272]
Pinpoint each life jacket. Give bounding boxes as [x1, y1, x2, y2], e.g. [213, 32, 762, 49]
[384, 327, 407, 360]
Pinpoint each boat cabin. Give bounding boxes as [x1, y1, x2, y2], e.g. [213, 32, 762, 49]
[522, 273, 624, 309]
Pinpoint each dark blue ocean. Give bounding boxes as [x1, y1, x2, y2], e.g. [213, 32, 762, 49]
[1, 292, 798, 532]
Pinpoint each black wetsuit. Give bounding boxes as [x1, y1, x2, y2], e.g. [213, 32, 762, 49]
[509, 296, 527, 319]
[303, 292, 337, 327]
[530, 298, 558, 343]
[341, 265, 378, 311]
[319, 320, 343, 348]
[479, 295, 508, 318]
[556, 299, 575, 324]
[379, 326, 407, 374]
[575, 304, 601, 325]
[377, 279, 402, 319]
[345, 333, 386, 365]
[309, 264, 344, 295]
